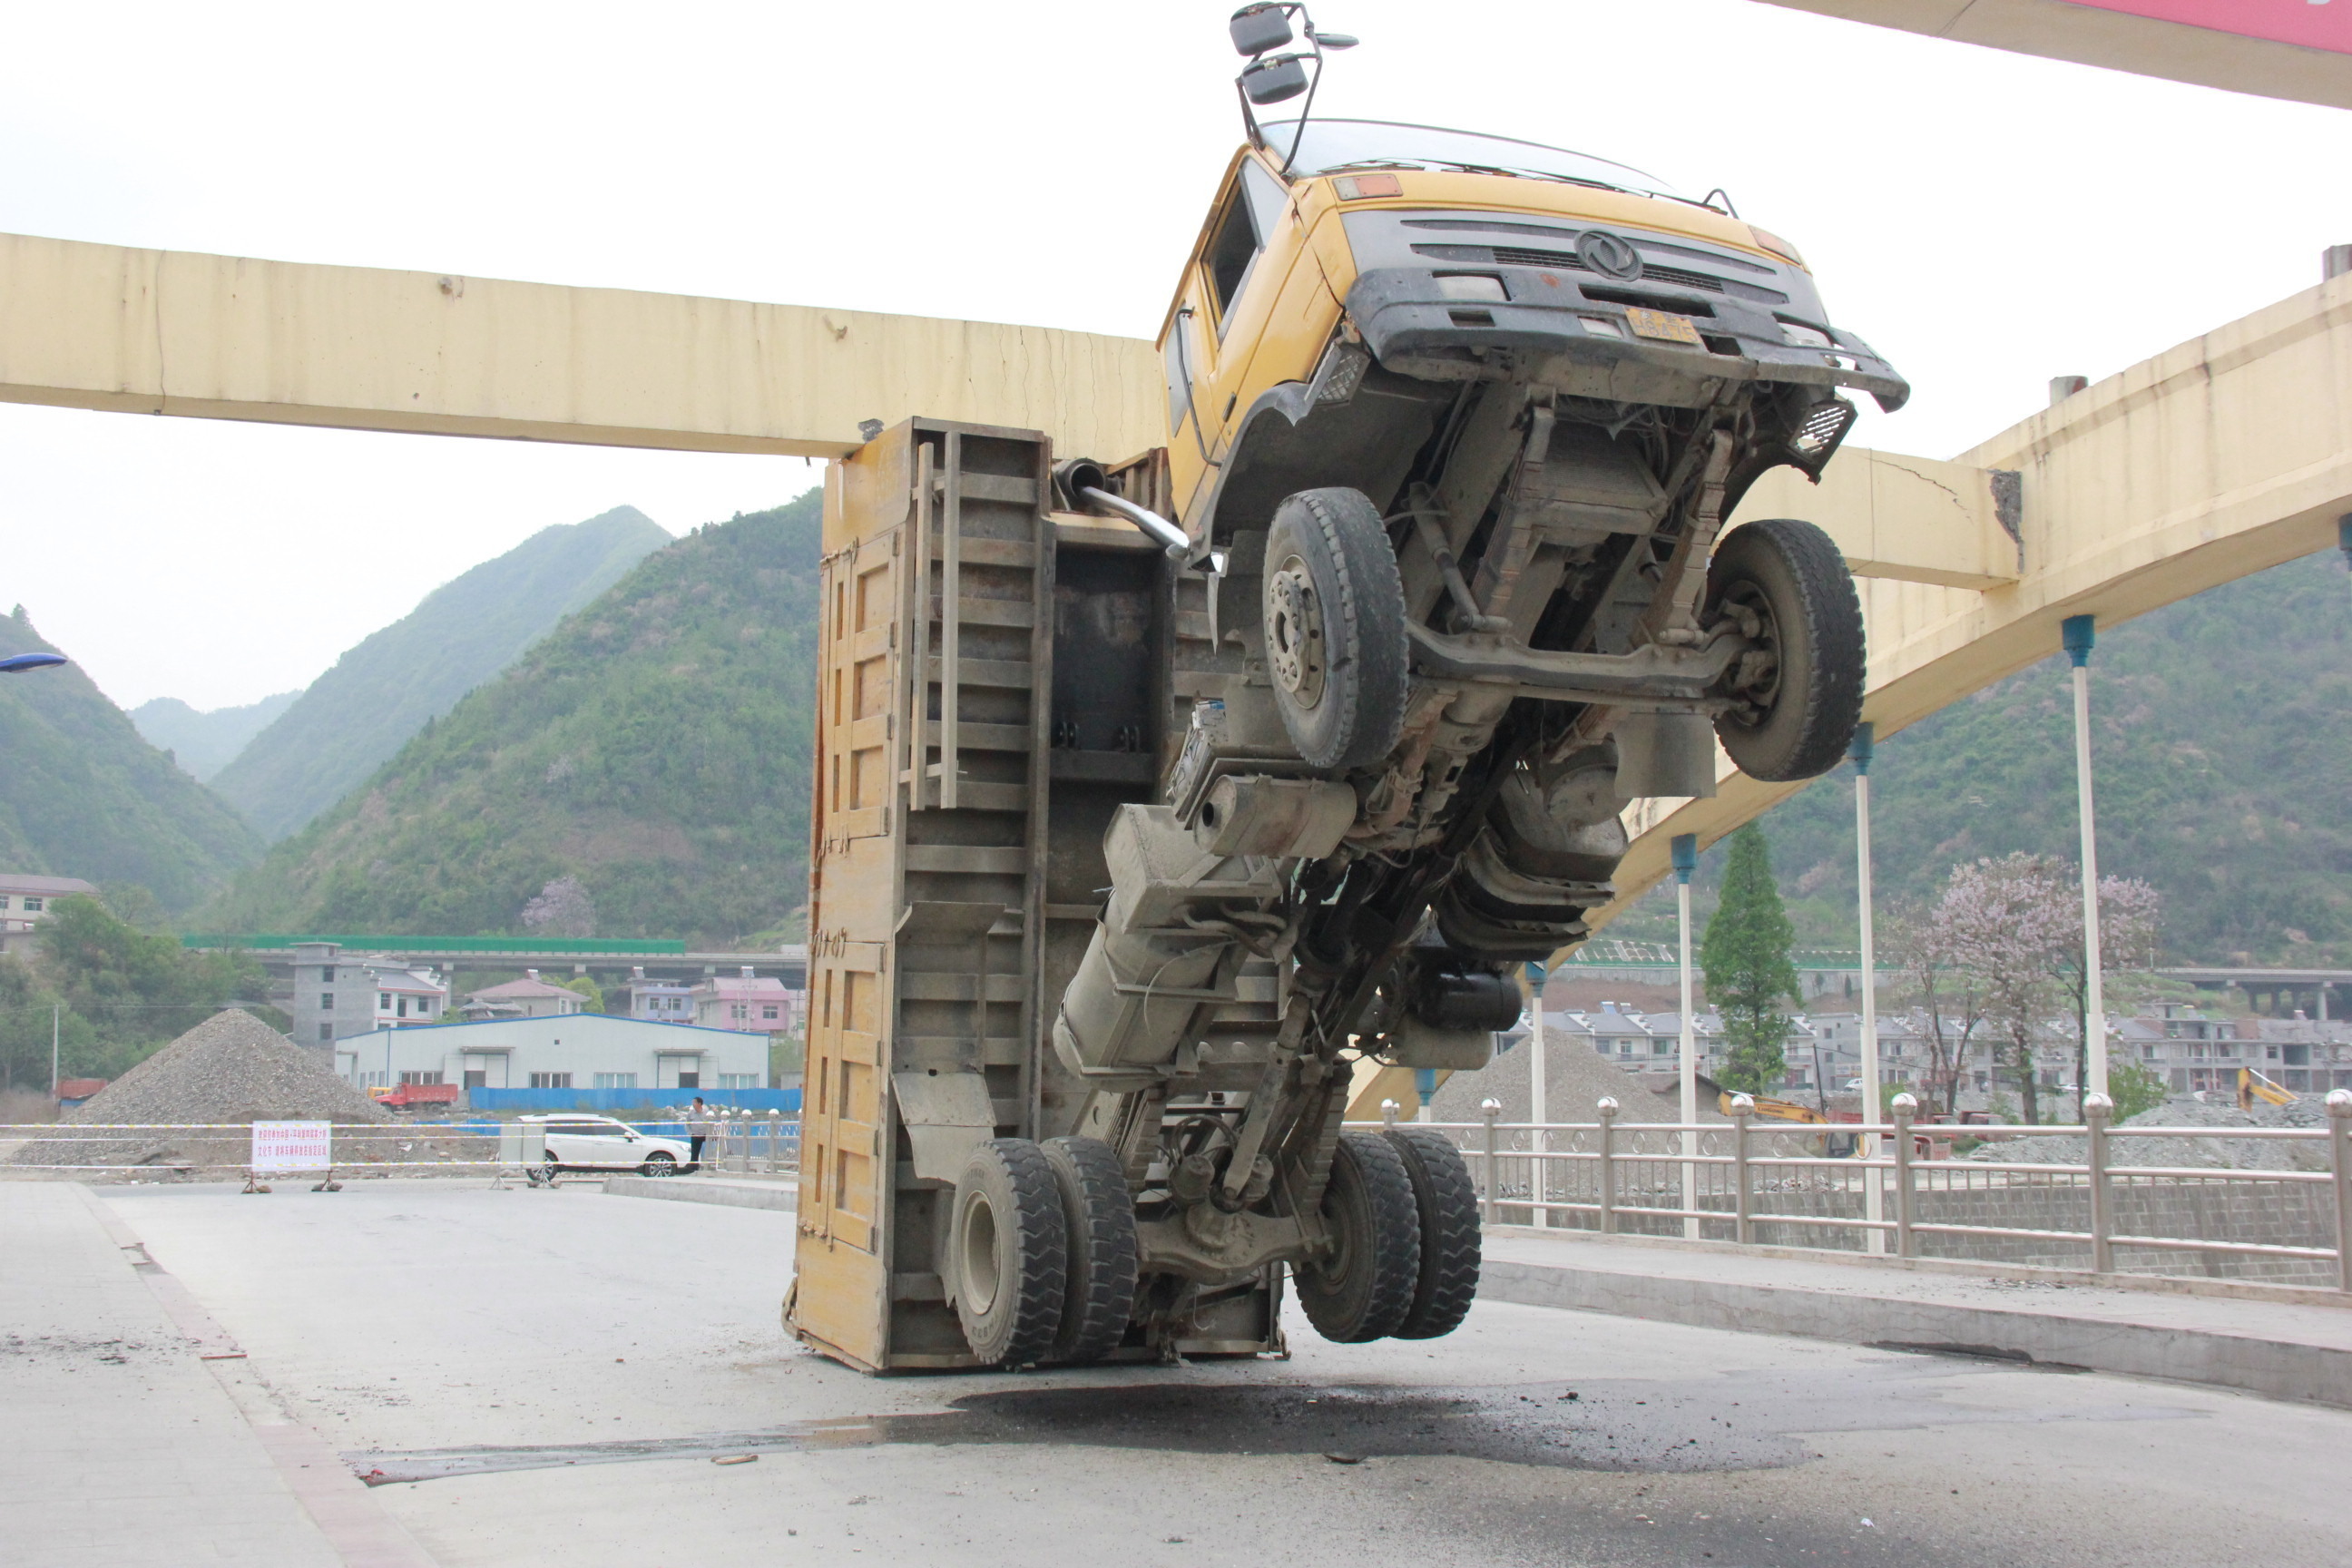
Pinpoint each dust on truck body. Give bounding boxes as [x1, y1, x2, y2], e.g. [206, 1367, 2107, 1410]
[791, 15, 1907, 1373]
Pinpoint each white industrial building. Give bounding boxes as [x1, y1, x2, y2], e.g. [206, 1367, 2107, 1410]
[335, 1013, 767, 1092]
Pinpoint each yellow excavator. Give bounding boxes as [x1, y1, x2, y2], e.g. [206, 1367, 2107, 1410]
[2238, 1068, 2297, 1110]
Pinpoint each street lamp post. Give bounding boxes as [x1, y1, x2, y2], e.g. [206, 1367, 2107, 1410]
[1527, 959, 1548, 1226]
[3, 652, 72, 1101]
[2063, 615, 2109, 1105]
[1852, 722, 1885, 1254]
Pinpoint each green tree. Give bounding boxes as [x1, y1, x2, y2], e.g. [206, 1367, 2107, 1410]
[560, 975, 606, 1013]
[37, 894, 266, 1075]
[1701, 824, 1800, 1096]
[0, 956, 94, 1093]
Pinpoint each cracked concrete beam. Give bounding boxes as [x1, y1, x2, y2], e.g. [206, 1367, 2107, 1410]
[0, 231, 1167, 465]
[1730, 446, 2022, 590]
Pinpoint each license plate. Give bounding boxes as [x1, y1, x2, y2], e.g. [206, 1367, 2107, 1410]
[1625, 307, 1704, 346]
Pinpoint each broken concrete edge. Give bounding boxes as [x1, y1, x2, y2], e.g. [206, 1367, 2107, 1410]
[1478, 1256, 2352, 1412]
[603, 1175, 799, 1212]
[1480, 1223, 2352, 1312]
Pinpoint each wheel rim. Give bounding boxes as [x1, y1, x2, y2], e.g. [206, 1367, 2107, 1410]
[1266, 556, 1328, 710]
[1718, 579, 1783, 724]
[958, 1191, 1002, 1316]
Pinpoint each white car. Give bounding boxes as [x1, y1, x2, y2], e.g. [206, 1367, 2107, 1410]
[534, 1115, 693, 1178]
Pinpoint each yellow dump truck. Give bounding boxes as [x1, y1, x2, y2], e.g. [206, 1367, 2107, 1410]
[789, 5, 1908, 1371]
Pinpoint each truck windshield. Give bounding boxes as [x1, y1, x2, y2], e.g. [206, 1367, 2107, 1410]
[1259, 119, 1686, 201]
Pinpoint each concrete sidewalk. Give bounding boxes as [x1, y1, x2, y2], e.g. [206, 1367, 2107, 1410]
[1481, 1226, 2352, 1408]
[0, 1183, 433, 1568]
[602, 1171, 797, 1211]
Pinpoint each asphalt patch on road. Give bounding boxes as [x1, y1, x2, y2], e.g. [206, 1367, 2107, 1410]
[346, 1355, 2192, 1485]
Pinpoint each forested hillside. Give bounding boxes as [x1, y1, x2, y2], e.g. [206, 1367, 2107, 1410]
[207, 492, 821, 946]
[1748, 548, 2352, 964]
[210, 505, 671, 839]
[0, 609, 261, 911]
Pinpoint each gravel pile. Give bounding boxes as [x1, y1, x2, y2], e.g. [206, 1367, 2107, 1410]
[1965, 1094, 2332, 1173]
[10, 1010, 490, 1180]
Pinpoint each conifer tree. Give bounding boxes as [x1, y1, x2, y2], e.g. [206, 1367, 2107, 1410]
[1700, 823, 1799, 1095]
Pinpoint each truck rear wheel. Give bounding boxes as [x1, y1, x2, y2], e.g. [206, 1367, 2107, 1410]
[1381, 1127, 1482, 1339]
[1294, 1130, 1421, 1342]
[950, 1139, 1068, 1367]
[1041, 1135, 1139, 1364]
[1705, 517, 1864, 782]
[1263, 488, 1409, 772]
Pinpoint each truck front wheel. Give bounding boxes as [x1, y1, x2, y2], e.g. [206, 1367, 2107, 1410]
[1705, 517, 1865, 782]
[1263, 488, 1409, 772]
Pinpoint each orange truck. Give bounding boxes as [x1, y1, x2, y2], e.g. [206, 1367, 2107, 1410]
[790, 4, 1908, 1373]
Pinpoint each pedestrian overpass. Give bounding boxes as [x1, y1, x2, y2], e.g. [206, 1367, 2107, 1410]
[5, 227, 2344, 918]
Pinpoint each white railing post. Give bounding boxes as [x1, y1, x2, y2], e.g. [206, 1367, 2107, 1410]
[1380, 1097, 1400, 1132]
[1891, 1092, 1917, 1259]
[1596, 1097, 1619, 1235]
[2085, 1092, 2115, 1274]
[1479, 1097, 1502, 1225]
[2330, 1089, 2352, 1292]
[1730, 1093, 1754, 1245]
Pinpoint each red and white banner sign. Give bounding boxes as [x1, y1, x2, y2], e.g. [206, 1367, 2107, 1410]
[250, 1120, 333, 1172]
[2061, 0, 2352, 54]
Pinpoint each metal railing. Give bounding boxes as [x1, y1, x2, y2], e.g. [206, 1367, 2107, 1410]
[1365, 1090, 2352, 1291]
[0, 1115, 803, 1182]
[703, 1110, 800, 1175]
[0, 1122, 514, 1184]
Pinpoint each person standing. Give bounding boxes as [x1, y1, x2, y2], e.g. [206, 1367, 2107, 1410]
[686, 1097, 715, 1171]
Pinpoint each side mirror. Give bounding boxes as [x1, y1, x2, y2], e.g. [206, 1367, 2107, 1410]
[1230, 3, 1293, 56]
[1241, 54, 1310, 105]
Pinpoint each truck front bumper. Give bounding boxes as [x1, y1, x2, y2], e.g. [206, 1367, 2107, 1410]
[1346, 266, 1909, 412]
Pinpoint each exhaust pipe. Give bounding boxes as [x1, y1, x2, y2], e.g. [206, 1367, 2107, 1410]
[1053, 458, 1189, 558]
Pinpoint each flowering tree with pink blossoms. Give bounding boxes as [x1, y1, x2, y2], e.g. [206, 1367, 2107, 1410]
[1935, 854, 2078, 1124]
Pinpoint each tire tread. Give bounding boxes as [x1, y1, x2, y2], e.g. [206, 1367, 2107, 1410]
[1296, 1130, 1423, 1342]
[1382, 1127, 1483, 1339]
[1042, 1136, 1139, 1363]
[956, 1139, 1069, 1367]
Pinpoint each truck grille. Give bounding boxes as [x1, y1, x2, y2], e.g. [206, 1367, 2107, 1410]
[1491, 244, 1722, 293]
[1411, 242, 1788, 305]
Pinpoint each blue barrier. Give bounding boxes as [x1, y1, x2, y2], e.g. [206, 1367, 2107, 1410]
[465, 1087, 801, 1113]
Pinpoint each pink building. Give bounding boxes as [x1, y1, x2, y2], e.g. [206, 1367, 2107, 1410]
[692, 967, 794, 1034]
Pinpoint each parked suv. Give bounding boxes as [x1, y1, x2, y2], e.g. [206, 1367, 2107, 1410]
[532, 1115, 692, 1178]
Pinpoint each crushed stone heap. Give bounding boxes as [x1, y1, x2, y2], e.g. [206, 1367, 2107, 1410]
[1969, 1093, 2332, 1173]
[14, 1009, 487, 1180]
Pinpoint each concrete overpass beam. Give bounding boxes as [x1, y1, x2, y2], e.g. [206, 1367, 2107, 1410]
[0, 232, 1166, 464]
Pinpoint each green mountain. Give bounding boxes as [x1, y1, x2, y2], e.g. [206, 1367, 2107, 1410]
[130, 691, 300, 781]
[1719, 549, 2352, 965]
[206, 492, 821, 946]
[209, 505, 671, 840]
[0, 610, 262, 911]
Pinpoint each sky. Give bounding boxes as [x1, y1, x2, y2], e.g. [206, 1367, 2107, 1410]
[4, 0, 2348, 711]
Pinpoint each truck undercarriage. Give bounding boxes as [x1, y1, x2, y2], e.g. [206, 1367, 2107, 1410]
[790, 32, 1909, 1369]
